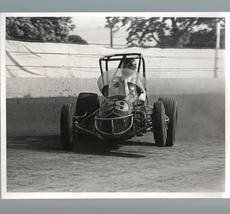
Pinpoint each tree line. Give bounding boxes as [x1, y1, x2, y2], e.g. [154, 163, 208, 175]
[6, 17, 88, 44]
[105, 17, 225, 48]
[6, 16, 225, 48]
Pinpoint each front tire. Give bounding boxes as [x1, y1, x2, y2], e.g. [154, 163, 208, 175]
[158, 97, 178, 147]
[152, 101, 167, 147]
[60, 104, 75, 151]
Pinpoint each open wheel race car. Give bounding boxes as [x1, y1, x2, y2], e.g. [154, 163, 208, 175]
[60, 53, 178, 151]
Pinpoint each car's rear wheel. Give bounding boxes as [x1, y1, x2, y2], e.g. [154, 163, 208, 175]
[152, 101, 167, 147]
[75, 93, 99, 120]
[60, 104, 75, 151]
[75, 93, 100, 140]
[158, 97, 178, 147]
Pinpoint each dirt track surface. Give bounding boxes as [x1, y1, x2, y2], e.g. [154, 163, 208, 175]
[6, 94, 225, 192]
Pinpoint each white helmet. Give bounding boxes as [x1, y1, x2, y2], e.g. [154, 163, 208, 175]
[121, 58, 137, 70]
[121, 58, 137, 80]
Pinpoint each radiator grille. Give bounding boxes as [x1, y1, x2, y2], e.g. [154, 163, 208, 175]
[95, 114, 133, 136]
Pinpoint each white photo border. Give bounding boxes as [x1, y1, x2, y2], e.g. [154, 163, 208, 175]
[1, 12, 229, 199]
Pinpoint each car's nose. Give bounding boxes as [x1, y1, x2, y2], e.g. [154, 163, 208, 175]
[99, 98, 132, 118]
[95, 98, 133, 137]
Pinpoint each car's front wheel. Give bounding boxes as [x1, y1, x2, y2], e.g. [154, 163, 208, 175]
[158, 97, 178, 147]
[152, 101, 167, 147]
[60, 104, 75, 151]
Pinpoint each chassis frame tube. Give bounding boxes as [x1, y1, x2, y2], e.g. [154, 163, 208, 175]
[74, 122, 152, 141]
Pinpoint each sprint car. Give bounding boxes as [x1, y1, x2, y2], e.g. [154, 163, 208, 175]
[60, 53, 178, 151]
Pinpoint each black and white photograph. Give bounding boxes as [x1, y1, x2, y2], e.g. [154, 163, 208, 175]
[0, 13, 228, 198]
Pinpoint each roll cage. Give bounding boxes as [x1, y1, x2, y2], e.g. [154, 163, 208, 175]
[99, 53, 147, 93]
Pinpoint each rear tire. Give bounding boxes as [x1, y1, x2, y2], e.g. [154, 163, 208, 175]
[75, 93, 99, 120]
[75, 93, 100, 140]
[152, 101, 167, 147]
[60, 104, 75, 151]
[158, 97, 178, 147]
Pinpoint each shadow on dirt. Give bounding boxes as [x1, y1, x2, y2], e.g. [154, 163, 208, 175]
[74, 142, 146, 158]
[7, 135, 62, 152]
[121, 140, 155, 147]
[7, 135, 146, 158]
[75, 148, 146, 158]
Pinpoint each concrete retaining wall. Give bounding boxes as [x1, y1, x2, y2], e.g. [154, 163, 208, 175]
[6, 77, 225, 98]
